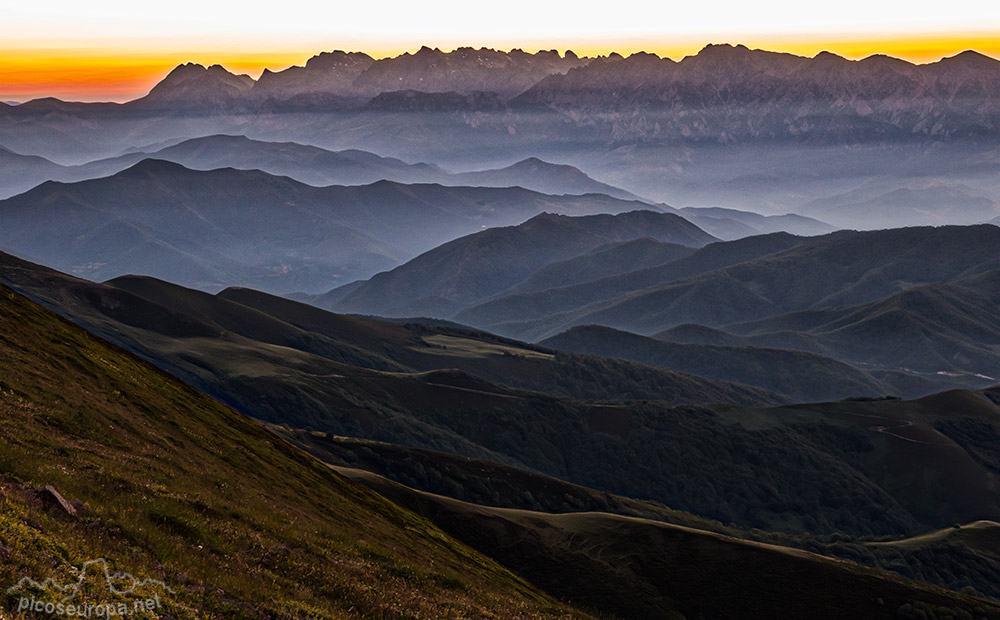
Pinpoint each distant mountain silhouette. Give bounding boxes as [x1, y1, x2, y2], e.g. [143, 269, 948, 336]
[0, 144, 65, 197]
[513, 44, 1000, 142]
[253, 51, 375, 99]
[348, 47, 586, 98]
[800, 184, 1000, 229]
[0, 159, 666, 293]
[133, 63, 254, 111]
[0, 135, 642, 202]
[674, 206, 837, 239]
[449, 157, 643, 200]
[151, 47, 587, 106]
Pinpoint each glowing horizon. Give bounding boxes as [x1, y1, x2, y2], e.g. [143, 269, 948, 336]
[4, 35, 1000, 104]
[4, 0, 1000, 102]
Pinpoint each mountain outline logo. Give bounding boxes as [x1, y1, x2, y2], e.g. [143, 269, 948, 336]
[7, 558, 175, 603]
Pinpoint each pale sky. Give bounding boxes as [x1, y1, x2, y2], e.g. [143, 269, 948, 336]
[4, 0, 1000, 51]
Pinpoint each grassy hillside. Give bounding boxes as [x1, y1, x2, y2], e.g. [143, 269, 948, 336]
[273, 428, 730, 531]
[0, 284, 592, 619]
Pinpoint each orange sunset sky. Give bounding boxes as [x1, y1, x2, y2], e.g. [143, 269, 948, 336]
[3, 0, 1000, 102]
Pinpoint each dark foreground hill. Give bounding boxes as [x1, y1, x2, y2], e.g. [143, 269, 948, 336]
[0, 284, 591, 619]
[0, 250, 773, 409]
[336, 466, 1000, 620]
[278, 428, 1000, 604]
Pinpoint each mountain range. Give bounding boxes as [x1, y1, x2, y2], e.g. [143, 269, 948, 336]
[6, 252, 1000, 545]
[514, 45, 1000, 141]
[0, 134, 643, 201]
[12, 45, 997, 142]
[319, 222, 1000, 392]
[0, 159, 661, 293]
[4, 45, 1000, 231]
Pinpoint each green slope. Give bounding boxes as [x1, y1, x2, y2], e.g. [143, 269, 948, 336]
[0, 284, 592, 619]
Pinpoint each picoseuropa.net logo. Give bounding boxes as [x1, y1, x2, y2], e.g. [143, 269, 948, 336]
[7, 558, 174, 617]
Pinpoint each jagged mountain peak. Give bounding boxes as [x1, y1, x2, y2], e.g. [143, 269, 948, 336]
[142, 62, 254, 104]
[159, 62, 251, 85]
[304, 50, 375, 69]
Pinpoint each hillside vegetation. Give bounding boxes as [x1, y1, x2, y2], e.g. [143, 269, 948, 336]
[0, 284, 593, 619]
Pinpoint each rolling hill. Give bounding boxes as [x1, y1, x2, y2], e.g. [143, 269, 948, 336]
[278, 427, 1000, 602]
[326, 210, 715, 316]
[675, 206, 837, 239]
[454, 226, 1000, 346]
[0, 248, 779, 409]
[540, 324, 900, 401]
[506, 237, 697, 294]
[654, 272, 1000, 381]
